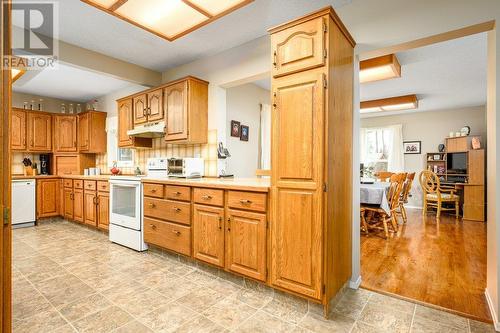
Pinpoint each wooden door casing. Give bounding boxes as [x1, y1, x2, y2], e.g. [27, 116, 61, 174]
[147, 89, 163, 122]
[63, 188, 74, 220]
[27, 112, 52, 152]
[11, 109, 25, 151]
[54, 115, 77, 152]
[193, 204, 225, 267]
[271, 16, 326, 77]
[226, 209, 267, 281]
[73, 188, 84, 223]
[133, 94, 148, 125]
[97, 192, 109, 230]
[84, 191, 97, 226]
[165, 81, 188, 141]
[78, 113, 89, 151]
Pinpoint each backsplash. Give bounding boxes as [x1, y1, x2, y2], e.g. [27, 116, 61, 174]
[95, 129, 219, 176]
[12, 152, 41, 175]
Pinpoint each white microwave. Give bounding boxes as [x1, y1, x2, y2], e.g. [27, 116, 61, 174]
[167, 158, 204, 178]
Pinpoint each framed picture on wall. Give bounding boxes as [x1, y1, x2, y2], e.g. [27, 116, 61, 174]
[403, 141, 421, 154]
[230, 120, 240, 137]
[240, 125, 249, 141]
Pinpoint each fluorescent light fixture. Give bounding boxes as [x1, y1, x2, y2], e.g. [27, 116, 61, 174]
[360, 54, 401, 83]
[360, 95, 418, 114]
[81, 0, 254, 41]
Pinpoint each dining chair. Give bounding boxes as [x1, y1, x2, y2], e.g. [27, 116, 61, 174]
[374, 171, 394, 182]
[360, 207, 369, 234]
[363, 173, 406, 238]
[397, 172, 416, 223]
[419, 170, 460, 219]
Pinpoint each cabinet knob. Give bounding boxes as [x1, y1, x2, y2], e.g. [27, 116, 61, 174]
[173, 207, 181, 213]
[149, 224, 156, 230]
[173, 191, 181, 196]
[172, 230, 181, 236]
[239, 199, 252, 205]
[201, 195, 212, 200]
[148, 203, 156, 208]
[150, 189, 156, 193]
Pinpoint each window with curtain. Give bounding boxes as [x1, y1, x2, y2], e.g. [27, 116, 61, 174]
[360, 124, 404, 173]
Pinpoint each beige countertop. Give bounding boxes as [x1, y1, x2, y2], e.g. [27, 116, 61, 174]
[12, 175, 60, 180]
[142, 177, 270, 192]
[11, 174, 113, 180]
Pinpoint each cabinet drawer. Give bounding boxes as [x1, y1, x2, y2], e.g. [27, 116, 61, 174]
[97, 181, 109, 192]
[228, 191, 267, 212]
[144, 197, 191, 225]
[165, 185, 190, 201]
[63, 179, 73, 188]
[144, 183, 164, 198]
[84, 180, 96, 191]
[74, 179, 83, 189]
[144, 218, 191, 256]
[193, 188, 223, 207]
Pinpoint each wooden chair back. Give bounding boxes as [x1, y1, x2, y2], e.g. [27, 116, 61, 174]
[419, 170, 441, 195]
[374, 171, 394, 182]
[386, 173, 406, 210]
[401, 172, 415, 203]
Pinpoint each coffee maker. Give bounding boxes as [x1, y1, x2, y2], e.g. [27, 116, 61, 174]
[39, 154, 50, 175]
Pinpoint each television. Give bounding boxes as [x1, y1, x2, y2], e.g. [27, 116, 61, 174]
[447, 152, 467, 174]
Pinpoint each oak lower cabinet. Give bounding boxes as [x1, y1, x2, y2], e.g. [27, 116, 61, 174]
[97, 181, 110, 231]
[83, 181, 97, 227]
[144, 218, 191, 256]
[269, 6, 354, 311]
[226, 209, 267, 281]
[192, 204, 225, 267]
[63, 184, 74, 220]
[36, 179, 60, 218]
[73, 188, 84, 223]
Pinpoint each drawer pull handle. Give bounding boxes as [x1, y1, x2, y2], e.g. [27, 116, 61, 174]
[201, 195, 212, 200]
[239, 199, 252, 204]
[149, 224, 157, 230]
[172, 230, 181, 236]
[150, 189, 157, 193]
[173, 191, 181, 195]
[173, 207, 181, 213]
[148, 203, 156, 208]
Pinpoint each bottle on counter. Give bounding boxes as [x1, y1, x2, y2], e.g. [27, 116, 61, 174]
[30, 100, 35, 110]
[23, 101, 28, 109]
[38, 99, 43, 111]
[61, 103, 66, 113]
[69, 103, 74, 114]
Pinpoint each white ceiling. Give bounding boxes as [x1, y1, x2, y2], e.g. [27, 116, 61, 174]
[360, 32, 487, 118]
[13, 62, 133, 102]
[12, 0, 351, 71]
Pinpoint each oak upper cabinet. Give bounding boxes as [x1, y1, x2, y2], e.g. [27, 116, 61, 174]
[117, 98, 152, 148]
[36, 179, 59, 218]
[269, 7, 355, 306]
[78, 111, 107, 153]
[271, 16, 326, 77]
[54, 115, 77, 152]
[133, 94, 148, 125]
[147, 88, 163, 122]
[226, 209, 267, 281]
[27, 111, 52, 152]
[11, 108, 26, 151]
[164, 77, 208, 144]
[193, 204, 225, 267]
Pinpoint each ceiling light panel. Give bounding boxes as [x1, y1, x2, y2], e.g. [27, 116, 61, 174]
[187, 0, 250, 16]
[360, 54, 401, 83]
[360, 95, 418, 114]
[85, 0, 118, 8]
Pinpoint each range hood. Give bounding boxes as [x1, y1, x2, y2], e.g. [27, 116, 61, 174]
[127, 121, 165, 138]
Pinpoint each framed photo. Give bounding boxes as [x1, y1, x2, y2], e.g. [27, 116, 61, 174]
[433, 154, 441, 160]
[403, 141, 421, 154]
[240, 125, 249, 141]
[230, 120, 240, 137]
[472, 136, 481, 149]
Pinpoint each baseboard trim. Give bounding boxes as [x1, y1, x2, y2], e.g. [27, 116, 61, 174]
[349, 275, 362, 289]
[485, 288, 500, 331]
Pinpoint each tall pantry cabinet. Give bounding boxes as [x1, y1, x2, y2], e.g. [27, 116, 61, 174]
[269, 7, 355, 315]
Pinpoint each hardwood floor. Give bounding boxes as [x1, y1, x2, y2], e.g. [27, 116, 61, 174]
[361, 208, 490, 322]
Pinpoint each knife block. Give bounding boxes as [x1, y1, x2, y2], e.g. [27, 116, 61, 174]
[23, 166, 35, 176]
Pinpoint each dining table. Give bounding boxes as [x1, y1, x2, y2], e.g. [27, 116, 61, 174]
[360, 181, 391, 214]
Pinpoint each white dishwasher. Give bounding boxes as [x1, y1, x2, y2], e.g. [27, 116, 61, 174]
[12, 179, 36, 228]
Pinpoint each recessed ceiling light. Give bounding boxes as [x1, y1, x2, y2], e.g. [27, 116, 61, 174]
[360, 95, 418, 113]
[360, 54, 401, 83]
[81, 0, 254, 41]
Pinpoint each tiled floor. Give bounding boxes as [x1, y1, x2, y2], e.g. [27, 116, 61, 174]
[13, 219, 495, 333]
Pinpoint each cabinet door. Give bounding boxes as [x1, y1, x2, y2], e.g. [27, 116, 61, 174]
[78, 113, 89, 151]
[270, 70, 324, 300]
[11, 109, 26, 150]
[226, 209, 267, 281]
[84, 191, 97, 226]
[63, 188, 74, 220]
[165, 81, 188, 141]
[73, 188, 84, 223]
[36, 180, 59, 218]
[54, 116, 77, 152]
[147, 88, 163, 122]
[271, 16, 326, 77]
[133, 94, 148, 125]
[97, 192, 109, 230]
[193, 204, 225, 267]
[118, 99, 133, 147]
[28, 112, 52, 151]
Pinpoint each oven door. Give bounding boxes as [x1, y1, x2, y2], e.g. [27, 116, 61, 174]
[109, 180, 141, 230]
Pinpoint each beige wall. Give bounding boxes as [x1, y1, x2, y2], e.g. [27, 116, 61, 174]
[225, 83, 270, 178]
[361, 106, 486, 207]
